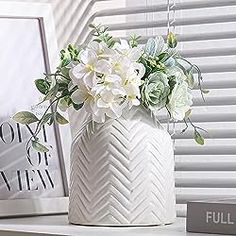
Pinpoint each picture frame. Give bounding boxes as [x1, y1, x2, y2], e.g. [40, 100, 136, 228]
[0, 1, 71, 217]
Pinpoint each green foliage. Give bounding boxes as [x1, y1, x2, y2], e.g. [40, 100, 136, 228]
[60, 44, 80, 67]
[129, 34, 141, 48]
[35, 79, 50, 95]
[13, 111, 39, 125]
[40, 113, 53, 125]
[167, 32, 177, 48]
[194, 130, 205, 145]
[90, 24, 116, 48]
[72, 102, 84, 110]
[32, 140, 49, 152]
[55, 112, 69, 125]
[144, 36, 164, 58]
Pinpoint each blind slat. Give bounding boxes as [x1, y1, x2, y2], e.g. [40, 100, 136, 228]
[138, 31, 236, 44]
[193, 96, 236, 106]
[176, 179, 236, 188]
[159, 113, 236, 123]
[107, 14, 236, 31]
[198, 64, 236, 73]
[95, 0, 236, 17]
[181, 47, 236, 58]
[199, 79, 236, 89]
[176, 146, 236, 155]
[174, 129, 236, 139]
[176, 172, 236, 188]
[176, 191, 236, 204]
[176, 162, 236, 171]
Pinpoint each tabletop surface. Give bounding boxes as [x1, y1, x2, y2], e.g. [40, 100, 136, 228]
[0, 215, 227, 236]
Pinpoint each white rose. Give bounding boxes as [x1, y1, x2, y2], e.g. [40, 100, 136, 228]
[167, 79, 193, 121]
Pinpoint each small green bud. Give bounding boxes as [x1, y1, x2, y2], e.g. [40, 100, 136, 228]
[167, 32, 177, 48]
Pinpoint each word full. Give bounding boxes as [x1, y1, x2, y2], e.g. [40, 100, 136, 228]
[206, 211, 234, 225]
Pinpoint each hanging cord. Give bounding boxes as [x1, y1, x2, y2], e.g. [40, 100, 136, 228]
[167, 0, 177, 148]
[167, 0, 176, 35]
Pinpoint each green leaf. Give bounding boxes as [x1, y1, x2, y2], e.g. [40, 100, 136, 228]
[145, 38, 157, 57]
[48, 115, 54, 126]
[41, 113, 53, 125]
[158, 52, 169, 62]
[58, 97, 70, 112]
[55, 112, 69, 125]
[12, 111, 39, 125]
[202, 89, 210, 94]
[60, 67, 70, 78]
[72, 102, 84, 111]
[185, 109, 192, 119]
[43, 84, 59, 102]
[194, 130, 204, 145]
[186, 72, 195, 89]
[167, 32, 177, 48]
[32, 140, 49, 152]
[35, 79, 50, 95]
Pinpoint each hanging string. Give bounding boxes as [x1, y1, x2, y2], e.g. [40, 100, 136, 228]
[166, 0, 177, 149]
[167, 0, 176, 35]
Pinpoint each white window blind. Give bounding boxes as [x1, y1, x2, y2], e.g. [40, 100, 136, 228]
[75, 0, 236, 217]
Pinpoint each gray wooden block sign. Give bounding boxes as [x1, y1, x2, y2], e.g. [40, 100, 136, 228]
[187, 199, 236, 235]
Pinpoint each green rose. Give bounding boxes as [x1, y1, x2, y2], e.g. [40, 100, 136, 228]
[141, 72, 170, 110]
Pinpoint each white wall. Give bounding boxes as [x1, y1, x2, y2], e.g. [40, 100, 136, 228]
[1, 0, 127, 49]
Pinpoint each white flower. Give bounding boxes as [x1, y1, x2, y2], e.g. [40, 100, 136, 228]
[95, 74, 122, 93]
[88, 41, 115, 58]
[113, 39, 143, 61]
[96, 88, 126, 120]
[71, 83, 97, 113]
[116, 62, 145, 110]
[110, 54, 132, 75]
[167, 79, 193, 121]
[70, 49, 111, 88]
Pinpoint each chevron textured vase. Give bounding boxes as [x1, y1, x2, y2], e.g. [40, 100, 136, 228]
[69, 107, 176, 226]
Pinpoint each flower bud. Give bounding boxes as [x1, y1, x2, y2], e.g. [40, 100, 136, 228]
[167, 32, 177, 48]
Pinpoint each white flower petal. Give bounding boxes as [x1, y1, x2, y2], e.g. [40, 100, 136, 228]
[96, 59, 111, 75]
[132, 98, 140, 107]
[106, 74, 122, 83]
[80, 49, 97, 65]
[88, 41, 100, 53]
[128, 47, 143, 61]
[133, 62, 146, 79]
[97, 98, 109, 108]
[70, 64, 87, 83]
[71, 90, 86, 104]
[83, 72, 97, 88]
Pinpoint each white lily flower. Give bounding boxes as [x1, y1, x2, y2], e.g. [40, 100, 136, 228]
[110, 54, 131, 75]
[88, 41, 115, 58]
[122, 63, 145, 92]
[126, 94, 141, 109]
[113, 39, 143, 61]
[95, 74, 122, 94]
[70, 49, 112, 88]
[96, 88, 126, 119]
[120, 62, 145, 109]
[71, 83, 97, 113]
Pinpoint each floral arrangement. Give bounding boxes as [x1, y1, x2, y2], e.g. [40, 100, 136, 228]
[13, 25, 207, 153]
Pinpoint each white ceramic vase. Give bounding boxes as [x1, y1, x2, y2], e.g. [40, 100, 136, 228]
[68, 107, 176, 226]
